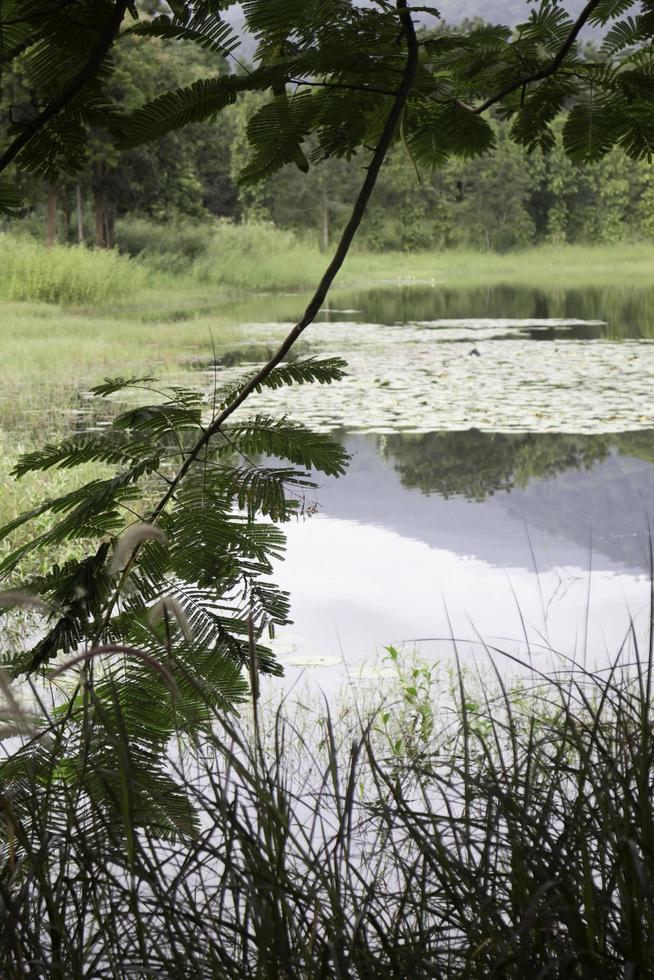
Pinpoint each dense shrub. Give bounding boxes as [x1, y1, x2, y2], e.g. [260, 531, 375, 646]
[192, 219, 321, 290]
[115, 216, 213, 273]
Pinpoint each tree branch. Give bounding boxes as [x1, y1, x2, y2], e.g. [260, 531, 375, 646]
[472, 0, 604, 115]
[93, 0, 420, 629]
[0, 0, 132, 175]
[289, 78, 397, 97]
[148, 0, 420, 525]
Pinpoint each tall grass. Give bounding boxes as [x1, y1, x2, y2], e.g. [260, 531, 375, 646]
[3, 224, 654, 310]
[3, 638, 654, 977]
[191, 226, 654, 292]
[191, 219, 323, 291]
[0, 235, 147, 305]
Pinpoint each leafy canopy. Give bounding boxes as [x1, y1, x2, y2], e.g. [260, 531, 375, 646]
[2, 0, 654, 218]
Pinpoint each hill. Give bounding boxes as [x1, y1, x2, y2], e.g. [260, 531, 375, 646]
[224, 1, 590, 46]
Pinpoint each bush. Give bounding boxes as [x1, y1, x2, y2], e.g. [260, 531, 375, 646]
[114, 217, 321, 287]
[115, 216, 213, 274]
[0, 235, 147, 305]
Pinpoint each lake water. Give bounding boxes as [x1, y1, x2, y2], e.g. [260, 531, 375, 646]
[212, 284, 654, 690]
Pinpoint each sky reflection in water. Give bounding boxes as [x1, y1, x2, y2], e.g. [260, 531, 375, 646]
[271, 434, 654, 688]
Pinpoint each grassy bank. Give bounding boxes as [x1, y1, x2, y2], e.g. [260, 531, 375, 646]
[4, 225, 654, 306]
[1, 226, 653, 424]
[180, 228, 654, 293]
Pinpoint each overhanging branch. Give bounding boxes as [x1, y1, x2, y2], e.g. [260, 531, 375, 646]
[149, 0, 420, 522]
[472, 0, 604, 114]
[0, 0, 132, 175]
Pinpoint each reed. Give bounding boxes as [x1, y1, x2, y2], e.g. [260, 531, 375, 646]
[0, 235, 147, 305]
[2, 634, 654, 977]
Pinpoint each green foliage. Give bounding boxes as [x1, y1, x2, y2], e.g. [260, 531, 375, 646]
[379, 644, 437, 758]
[6, 3, 654, 253]
[0, 0, 124, 188]
[191, 218, 324, 289]
[115, 215, 213, 271]
[0, 234, 147, 304]
[3, 0, 654, 220]
[0, 358, 348, 834]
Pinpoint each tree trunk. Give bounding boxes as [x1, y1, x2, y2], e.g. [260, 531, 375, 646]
[92, 162, 108, 248]
[62, 201, 72, 243]
[46, 181, 57, 248]
[76, 184, 84, 244]
[94, 188, 106, 248]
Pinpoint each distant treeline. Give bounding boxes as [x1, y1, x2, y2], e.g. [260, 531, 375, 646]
[2, 24, 653, 254]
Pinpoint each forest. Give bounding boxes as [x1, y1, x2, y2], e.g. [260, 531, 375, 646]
[3, 11, 654, 255]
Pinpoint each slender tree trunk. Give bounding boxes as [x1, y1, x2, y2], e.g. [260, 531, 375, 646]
[46, 180, 57, 247]
[94, 189, 105, 247]
[62, 200, 72, 243]
[76, 184, 84, 244]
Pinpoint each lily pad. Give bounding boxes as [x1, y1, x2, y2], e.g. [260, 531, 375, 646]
[218, 320, 654, 435]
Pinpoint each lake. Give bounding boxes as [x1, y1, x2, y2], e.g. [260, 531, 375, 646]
[205, 283, 654, 691]
[5, 281, 654, 692]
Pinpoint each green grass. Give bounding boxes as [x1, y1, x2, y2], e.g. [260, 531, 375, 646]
[0, 297, 248, 439]
[4, 223, 654, 309]
[0, 234, 147, 305]
[188, 224, 654, 292]
[350, 241, 654, 289]
[4, 648, 654, 977]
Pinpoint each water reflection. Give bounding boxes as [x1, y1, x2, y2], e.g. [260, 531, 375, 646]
[272, 431, 654, 679]
[319, 284, 654, 340]
[318, 432, 654, 574]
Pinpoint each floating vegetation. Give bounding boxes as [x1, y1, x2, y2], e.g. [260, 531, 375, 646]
[214, 319, 654, 434]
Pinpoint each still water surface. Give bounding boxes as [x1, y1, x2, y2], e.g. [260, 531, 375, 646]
[218, 284, 654, 688]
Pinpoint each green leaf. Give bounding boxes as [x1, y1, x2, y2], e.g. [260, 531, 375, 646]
[0, 179, 23, 217]
[90, 376, 157, 397]
[563, 100, 622, 162]
[220, 416, 349, 476]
